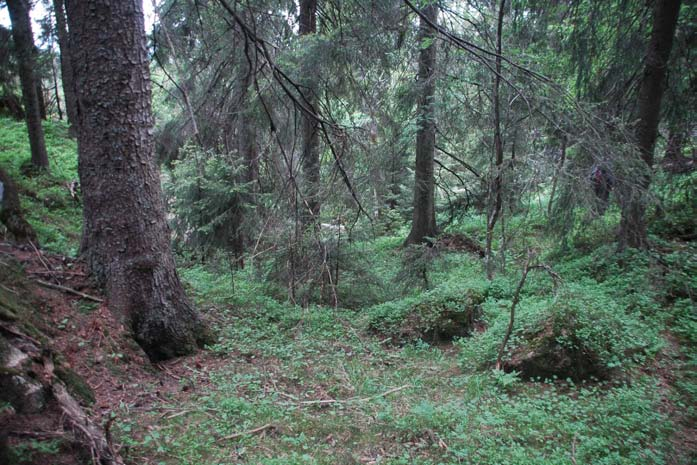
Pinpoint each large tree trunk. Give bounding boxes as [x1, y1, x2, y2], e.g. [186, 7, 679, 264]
[618, 0, 681, 250]
[485, 0, 506, 279]
[299, 0, 321, 225]
[0, 166, 36, 242]
[53, 0, 78, 135]
[65, 0, 208, 361]
[6, 0, 49, 171]
[404, 2, 438, 246]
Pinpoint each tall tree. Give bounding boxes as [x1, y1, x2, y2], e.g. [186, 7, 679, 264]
[405, 1, 438, 246]
[65, 0, 208, 361]
[485, 0, 506, 279]
[52, 0, 78, 134]
[6, 0, 49, 170]
[229, 49, 259, 268]
[299, 0, 320, 225]
[618, 0, 682, 249]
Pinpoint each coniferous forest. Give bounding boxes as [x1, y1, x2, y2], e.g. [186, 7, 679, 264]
[0, 0, 696, 463]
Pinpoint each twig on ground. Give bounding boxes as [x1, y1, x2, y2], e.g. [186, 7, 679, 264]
[0, 322, 42, 346]
[0, 282, 19, 295]
[35, 279, 103, 303]
[29, 240, 52, 273]
[30, 269, 87, 277]
[8, 430, 65, 439]
[220, 423, 275, 441]
[289, 384, 413, 406]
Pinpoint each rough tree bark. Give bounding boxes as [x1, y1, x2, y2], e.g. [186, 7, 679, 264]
[52, 0, 78, 135]
[0, 166, 36, 241]
[485, 0, 506, 279]
[35, 72, 46, 120]
[299, 0, 321, 225]
[65, 0, 208, 361]
[404, 2, 438, 246]
[6, 0, 49, 171]
[618, 0, 681, 250]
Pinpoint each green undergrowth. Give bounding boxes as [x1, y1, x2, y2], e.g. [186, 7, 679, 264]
[113, 227, 693, 464]
[112, 293, 676, 464]
[0, 117, 81, 253]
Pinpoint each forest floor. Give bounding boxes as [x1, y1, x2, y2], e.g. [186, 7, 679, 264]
[2, 239, 696, 465]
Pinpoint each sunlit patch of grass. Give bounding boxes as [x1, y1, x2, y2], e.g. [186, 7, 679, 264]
[0, 117, 81, 254]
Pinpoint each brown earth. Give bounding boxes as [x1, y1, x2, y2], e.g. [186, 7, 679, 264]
[0, 241, 225, 464]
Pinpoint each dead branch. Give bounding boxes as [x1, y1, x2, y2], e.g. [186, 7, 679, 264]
[496, 251, 533, 370]
[220, 423, 274, 441]
[53, 383, 124, 465]
[28, 240, 51, 273]
[291, 384, 413, 406]
[495, 252, 563, 370]
[35, 279, 103, 303]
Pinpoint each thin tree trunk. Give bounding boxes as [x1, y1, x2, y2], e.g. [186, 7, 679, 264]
[496, 252, 531, 370]
[6, 0, 49, 171]
[485, 0, 506, 278]
[618, 0, 681, 250]
[0, 166, 36, 242]
[547, 134, 566, 217]
[65, 0, 208, 361]
[238, 36, 259, 189]
[299, 0, 321, 225]
[51, 55, 63, 121]
[404, 2, 438, 246]
[227, 34, 259, 269]
[53, 0, 78, 134]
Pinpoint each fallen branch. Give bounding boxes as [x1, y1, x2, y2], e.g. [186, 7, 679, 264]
[35, 279, 103, 303]
[291, 384, 413, 406]
[0, 282, 19, 295]
[29, 240, 51, 273]
[30, 269, 87, 277]
[220, 423, 274, 441]
[0, 322, 42, 346]
[53, 383, 124, 465]
[8, 430, 65, 439]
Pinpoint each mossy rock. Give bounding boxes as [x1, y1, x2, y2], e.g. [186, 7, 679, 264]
[368, 288, 484, 343]
[55, 366, 95, 405]
[0, 259, 32, 322]
[0, 258, 47, 342]
[0, 369, 47, 413]
[503, 322, 608, 382]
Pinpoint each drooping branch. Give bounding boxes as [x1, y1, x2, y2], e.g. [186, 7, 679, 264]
[214, 0, 370, 220]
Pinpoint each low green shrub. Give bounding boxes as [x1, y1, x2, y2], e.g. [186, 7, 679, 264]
[458, 283, 663, 380]
[367, 284, 485, 343]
